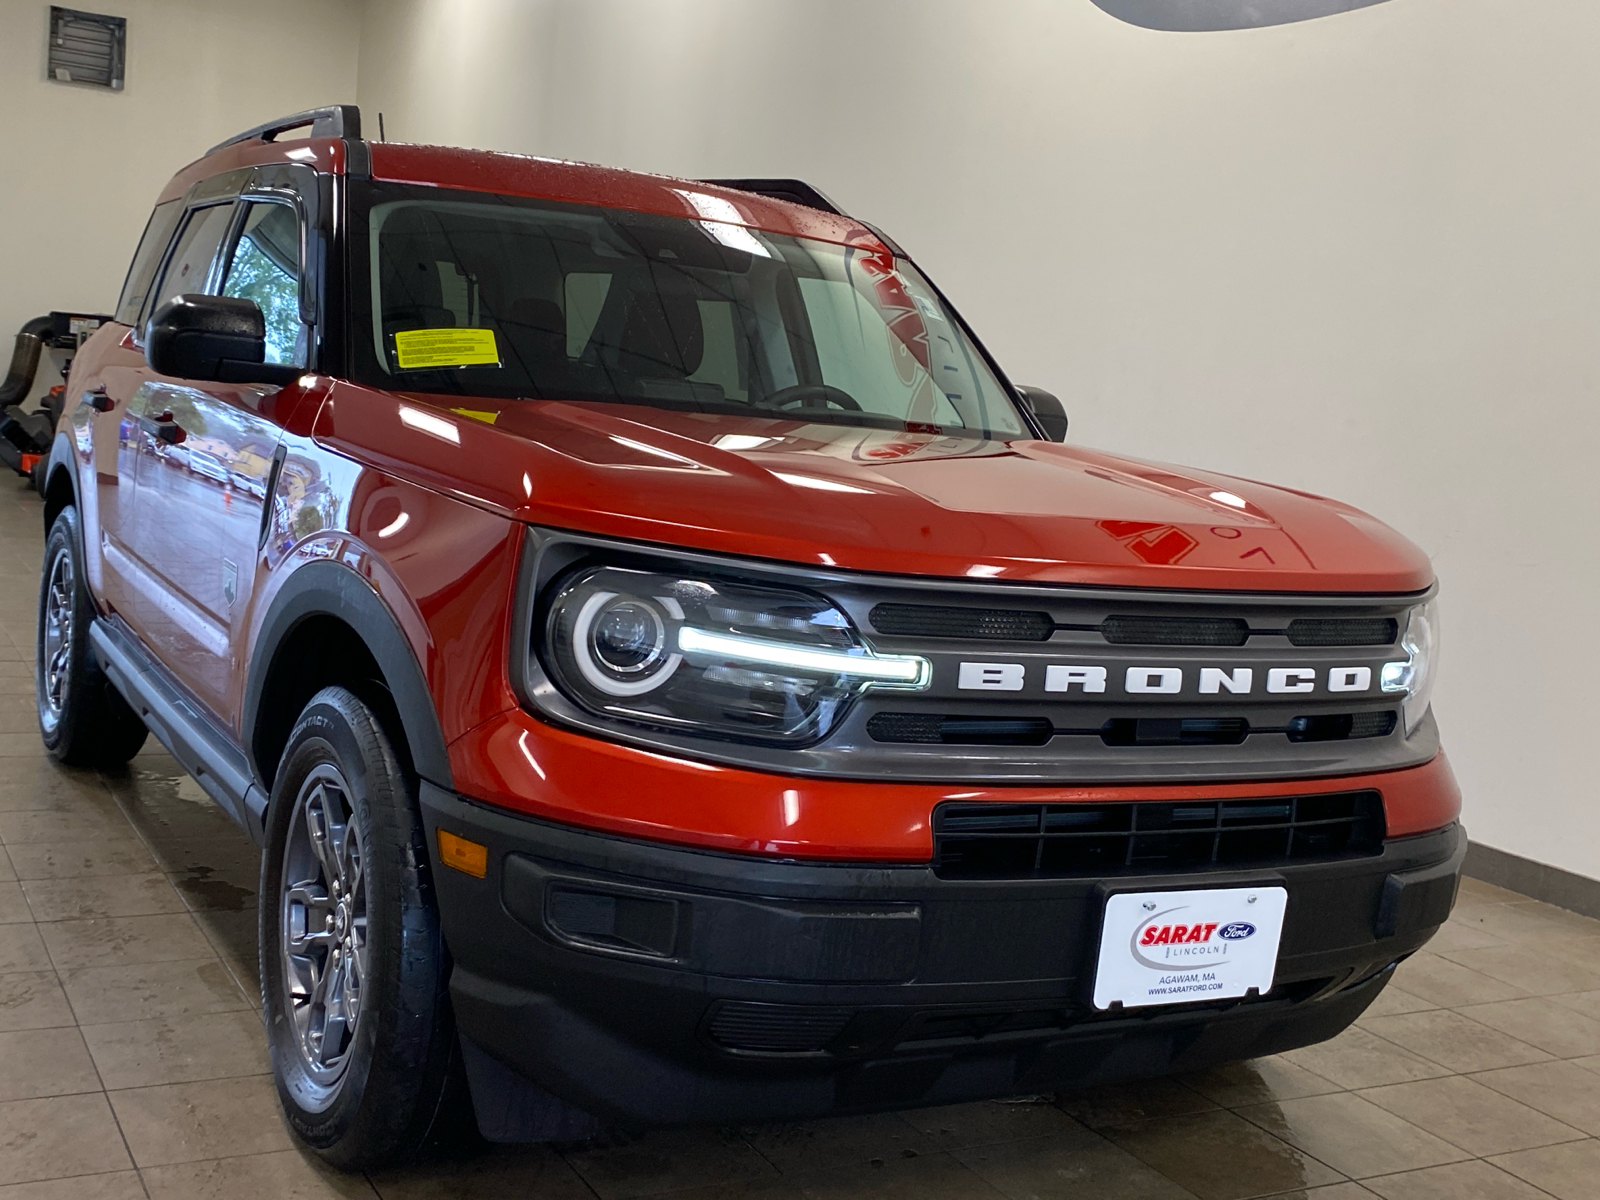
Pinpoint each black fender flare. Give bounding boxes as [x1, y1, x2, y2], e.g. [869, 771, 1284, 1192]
[244, 559, 454, 792]
[43, 428, 79, 534]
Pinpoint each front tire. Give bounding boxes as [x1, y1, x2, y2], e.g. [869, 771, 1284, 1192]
[260, 687, 462, 1170]
[37, 506, 148, 766]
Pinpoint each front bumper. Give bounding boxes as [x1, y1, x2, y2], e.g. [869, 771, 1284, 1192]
[420, 782, 1464, 1130]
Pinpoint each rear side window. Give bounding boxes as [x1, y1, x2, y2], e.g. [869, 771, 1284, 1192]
[114, 200, 182, 326]
[148, 202, 237, 320]
[220, 201, 306, 366]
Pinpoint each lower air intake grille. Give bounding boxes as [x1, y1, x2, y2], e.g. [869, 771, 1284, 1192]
[933, 790, 1385, 879]
[707, 1003, 852, 1054]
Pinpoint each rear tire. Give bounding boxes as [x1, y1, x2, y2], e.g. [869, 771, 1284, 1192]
[36, 506, 148, 767]
[260, 686, 464, 1170]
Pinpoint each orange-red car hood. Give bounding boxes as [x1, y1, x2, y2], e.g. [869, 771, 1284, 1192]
[316, 388, 1432, 594]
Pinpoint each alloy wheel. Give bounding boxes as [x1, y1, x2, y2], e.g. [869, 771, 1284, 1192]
[280, 763, 369, 1096]
[39, 543, 73, 729]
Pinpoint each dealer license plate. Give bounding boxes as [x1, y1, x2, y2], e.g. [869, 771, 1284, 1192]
[1093, 886, 1288, 1010]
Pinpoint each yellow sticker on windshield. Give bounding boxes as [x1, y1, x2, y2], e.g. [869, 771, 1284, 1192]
[393, 328, 500, 370]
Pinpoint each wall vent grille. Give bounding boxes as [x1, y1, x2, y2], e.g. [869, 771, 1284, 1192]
[48, 7, 126, 91]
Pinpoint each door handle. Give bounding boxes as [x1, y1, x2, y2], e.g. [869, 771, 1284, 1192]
[135, 410, 186, 445]
[82, 387, 115, 413]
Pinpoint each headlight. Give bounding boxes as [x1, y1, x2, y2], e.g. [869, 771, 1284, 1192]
[542, 566, 929, 744]
[1380, 597, 1439, 737]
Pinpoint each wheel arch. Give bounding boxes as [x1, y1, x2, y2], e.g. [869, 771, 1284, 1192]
[42, 430, 78, 535]
[245, 560, 453, 796]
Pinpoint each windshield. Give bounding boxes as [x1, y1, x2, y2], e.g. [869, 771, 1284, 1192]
[348, 182, 1026, 438]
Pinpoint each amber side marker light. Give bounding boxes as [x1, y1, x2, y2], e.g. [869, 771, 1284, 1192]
[437, 828, 488, 878]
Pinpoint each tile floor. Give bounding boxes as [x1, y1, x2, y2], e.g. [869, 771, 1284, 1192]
[5, 478, 1600, 1200]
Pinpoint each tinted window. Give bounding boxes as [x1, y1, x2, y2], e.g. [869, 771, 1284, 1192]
[351, 184, 1024, 439]
[221, 202, 306, 366]
[114, 200, 183, 326]
[148, 203, 236, 319]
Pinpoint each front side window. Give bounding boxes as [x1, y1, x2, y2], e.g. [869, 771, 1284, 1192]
[115, 199, 183, 326]
[148, 202, 236, 321]
[221, 202, 306, 366]
[349, 184, 1025, 439]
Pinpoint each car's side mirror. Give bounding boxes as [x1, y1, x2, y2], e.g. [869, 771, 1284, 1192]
[145, 294, 302, 386]
[1016, 386, 1068, 442]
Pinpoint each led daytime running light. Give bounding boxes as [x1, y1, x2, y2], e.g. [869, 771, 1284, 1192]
[677, 626, 929, 688]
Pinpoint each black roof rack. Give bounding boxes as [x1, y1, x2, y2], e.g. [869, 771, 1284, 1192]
[207, 104, 362, 156]
[699, 178, 846, 217]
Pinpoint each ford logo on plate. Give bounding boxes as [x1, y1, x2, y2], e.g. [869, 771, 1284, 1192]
[1218, 922, 1256, 940]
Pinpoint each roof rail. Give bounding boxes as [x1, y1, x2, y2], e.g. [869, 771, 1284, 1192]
[699, 178, 846, 217]
[206, 105, 362, 156]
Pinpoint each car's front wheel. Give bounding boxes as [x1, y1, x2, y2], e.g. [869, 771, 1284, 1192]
[37, 506, 148, 766]
[260, 686, 464, 1169]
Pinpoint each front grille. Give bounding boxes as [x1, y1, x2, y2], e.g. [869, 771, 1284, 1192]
[1100, 615, 1249, 646]
[868, 711, 1400, 746]
[933, 790, 1385, 879]
[1101, 717, 1248, 746]
[869, 603, 1053, 641]
[866, 712, 1053, 746]
[707, 1002, 852, 1054]
[1289, 711, 1397, 742]
[1287, 617, 1398, 646]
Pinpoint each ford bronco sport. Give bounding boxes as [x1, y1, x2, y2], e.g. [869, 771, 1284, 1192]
[37, 106, 1461, 1168]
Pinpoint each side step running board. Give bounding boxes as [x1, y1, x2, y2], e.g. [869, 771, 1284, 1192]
[90, 617, 268, 844]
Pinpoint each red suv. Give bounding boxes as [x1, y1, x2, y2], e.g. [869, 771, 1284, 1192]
[38, 106, 1461, 1169]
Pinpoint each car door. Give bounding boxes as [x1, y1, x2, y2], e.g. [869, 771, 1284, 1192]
[101, 195, 243, 658]
[123, 187, 314, 723]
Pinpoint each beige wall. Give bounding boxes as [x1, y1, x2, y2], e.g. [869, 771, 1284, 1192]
[0, 0, 361, 395]
[356, 0, 1597, 879]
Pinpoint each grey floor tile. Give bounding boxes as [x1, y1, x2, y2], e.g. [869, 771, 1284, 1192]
[1356, 1074, 1585, 1156]
[791, 1150, 1010, 1199]
[1057, 1077, 1218, 1128]
[955, 1133, 1198, 1199]
[899, 1098, 1089, 1150]
[743, 1112, 934, 1174]
[562, 1128, 780, 1199]
[1456, 996, 1600, 1059]
[59, 957, 253, 1025]
[1362, 1159, 1551, 1200]
[1101, 1107, 1343, 1200]
[140, 1149, 378, 1199]
[0, 970, 75, 1032]
[1280, 1024, 1449, 1089]
[0, 883, 28, 925]
[1359, 1010, 1550, 1073]
[0, 1026, 102, 1101]
[1236, 1092, 1469, 1179]
[0, 1172, 146, 1199]
[370, 1144, 588, 1200]
[108, 1074, 292, 1167]
[1390, 952, 1531, 1008]
[21, 873, 186, 922]
[1470, 1059, 1600, 1136]
[81, 1008, 267, 1089]
[1488, 1138, 1600, 1200]
[0, 1093, 132, 1186]
[39, 912, 216, 971]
